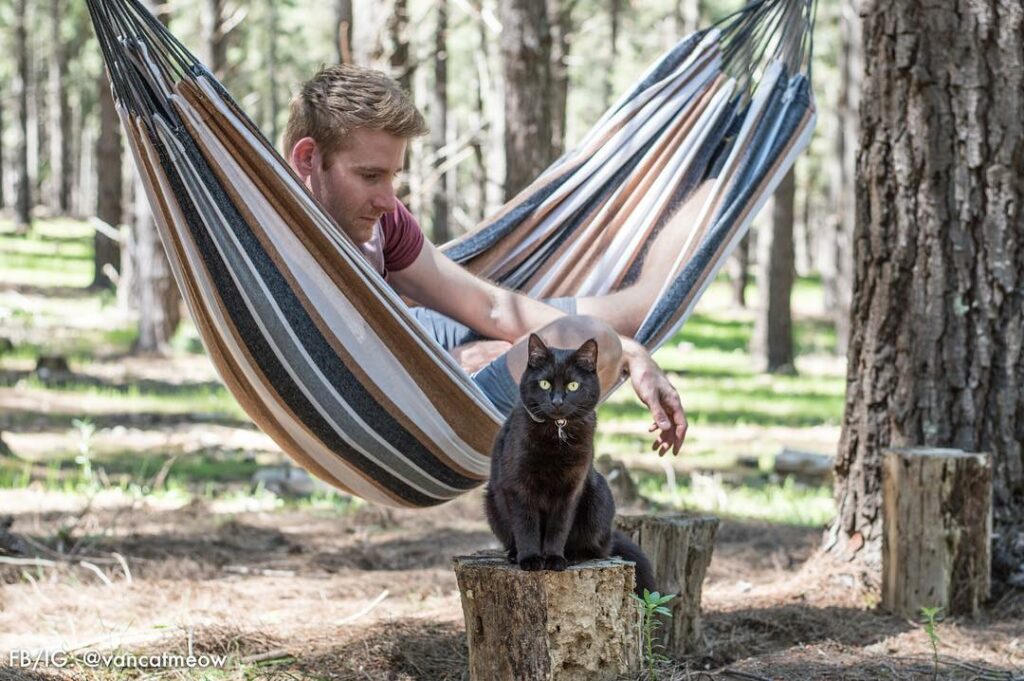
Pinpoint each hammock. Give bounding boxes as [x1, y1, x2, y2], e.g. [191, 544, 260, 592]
[87, 0, 816, 508]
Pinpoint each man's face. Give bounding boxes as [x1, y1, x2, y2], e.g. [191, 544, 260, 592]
[292, 128, 407, 245]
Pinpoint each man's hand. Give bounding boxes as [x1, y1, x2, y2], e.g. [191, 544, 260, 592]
[621, 339, 687, 456]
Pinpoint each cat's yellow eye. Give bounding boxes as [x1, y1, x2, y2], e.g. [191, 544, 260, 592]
[539, 380, 551, 390]
[567, 381, 580, 392]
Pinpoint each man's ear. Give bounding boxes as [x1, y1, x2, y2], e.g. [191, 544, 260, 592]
[290, 137, 318, 182]
[527, 334, 550, 368]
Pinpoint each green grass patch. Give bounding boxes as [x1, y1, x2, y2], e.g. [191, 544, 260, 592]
[636, 470, 835, 527]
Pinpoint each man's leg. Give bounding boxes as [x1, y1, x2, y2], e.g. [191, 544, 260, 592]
[576, 179, 716, 336]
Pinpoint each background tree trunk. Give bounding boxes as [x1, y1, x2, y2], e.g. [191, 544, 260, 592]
[131, 0, 181, 353]
[500, 0, 555, 200]
[752, 169, 796, 374]
[672, 0, 701, 37]
[49, 0, 72, 213]
[13, 0, 33, 234]
[203, 0, 228, 78]
[604, 0, 623, 108]
[431, 0, 450, 243]
[335, 0, 353, 64]
[730, 233, 751, 308]
[0, 87, 6, 210]
[547, 0, 573, 159]
[822, 0, 860, 356]
[827, 0, 1024, 588]
[94, 76, 122, 289]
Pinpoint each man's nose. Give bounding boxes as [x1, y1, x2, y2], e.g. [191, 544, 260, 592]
[370, 185, 397, 213]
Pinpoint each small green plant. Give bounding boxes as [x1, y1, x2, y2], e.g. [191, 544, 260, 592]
[631, 589, 675, 680]
[920, 605, 943, 679]
[71, 418, 97, 487]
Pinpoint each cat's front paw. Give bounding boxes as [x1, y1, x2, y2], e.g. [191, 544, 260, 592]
[518, 554, 544, 571]
[506, 548, 518, 564]
[544, 555, 568, 571]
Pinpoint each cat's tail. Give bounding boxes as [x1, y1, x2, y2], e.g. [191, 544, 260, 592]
[611, 530, 656, 597]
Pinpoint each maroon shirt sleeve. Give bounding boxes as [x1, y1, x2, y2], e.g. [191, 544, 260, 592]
[380, 200, 425, 273]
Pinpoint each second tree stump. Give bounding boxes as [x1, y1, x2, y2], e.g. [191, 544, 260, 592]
[615, 512, 719, 656]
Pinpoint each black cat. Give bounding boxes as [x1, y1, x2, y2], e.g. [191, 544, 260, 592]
[484, 333, 656, 597]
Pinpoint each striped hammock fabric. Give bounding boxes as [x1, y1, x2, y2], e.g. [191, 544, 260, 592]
[87, 0, 816, 508]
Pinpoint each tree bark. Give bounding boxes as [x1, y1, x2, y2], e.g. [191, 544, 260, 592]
[431, 0, 450, 243]
[262, 0, 280, 145]
[672, 0, 701, 37]
[729, 232, 750, 307]
[615, 513, 719, 656]
[13, 0, 32, 234]
[752, 168, 796, 374]
[827, 0, 1024, 590]
[49, 0, 72, 213]
[454, 551, 641, 681]
[823, 0, 860, 356]
[388, 0, 413, 93]
[94, 76, 122, 289]
[547, 0, 572, 159]
[203, 0, 228, 78]
[881, 448, 992, 618]
[604, 0, 623, 108]
[500, 0, 555, 200]
[130, 1, 181, 353]
[335, 0, 353, 64]
[0, 85, 6, 210]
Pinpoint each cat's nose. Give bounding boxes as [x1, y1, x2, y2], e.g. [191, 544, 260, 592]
[551, 394, 564, 407]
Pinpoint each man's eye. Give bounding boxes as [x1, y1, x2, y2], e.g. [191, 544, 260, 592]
[567, 381, 579, 392]
[539, 380, 551, 390]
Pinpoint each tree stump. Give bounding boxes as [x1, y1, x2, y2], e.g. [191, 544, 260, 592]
[614, 513, 719, 656]
[882, 448, 992, 618]
[453, 551, 640, 681]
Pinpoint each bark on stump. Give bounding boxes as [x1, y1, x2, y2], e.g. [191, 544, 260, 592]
[882, 448, 992, 618]
[453, 550, 640, 681]
[615, 513, 719, 656]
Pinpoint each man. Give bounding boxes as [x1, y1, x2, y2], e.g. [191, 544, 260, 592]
[284, 64, 691, 455]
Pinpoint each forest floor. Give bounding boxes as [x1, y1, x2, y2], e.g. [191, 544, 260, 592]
[1, 218, 1021, 680]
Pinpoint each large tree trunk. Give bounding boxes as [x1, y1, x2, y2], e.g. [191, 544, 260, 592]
[94, 77, 122, 289]
[500, 0, 555, 200]
[827, 0, 1024, 588]
[752, 169, 796, 374]
[431, 0, 450, 243]
[13, 0, 32, 234]
[49, 0, 72, 213]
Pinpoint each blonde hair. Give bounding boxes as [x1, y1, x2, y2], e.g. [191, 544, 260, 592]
[283, 64, 428, 164]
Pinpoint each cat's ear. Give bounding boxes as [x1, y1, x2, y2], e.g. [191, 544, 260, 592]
[527, 333, 551, 368]
[573, 338, 599, 372]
